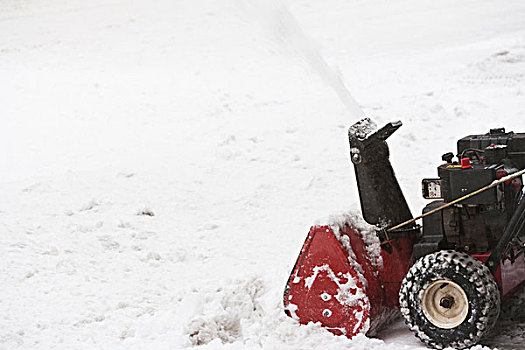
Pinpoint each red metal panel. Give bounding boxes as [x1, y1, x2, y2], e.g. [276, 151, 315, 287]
[284, 225, 402, 337]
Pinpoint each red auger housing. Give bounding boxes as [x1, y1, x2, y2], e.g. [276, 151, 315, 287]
[284, 119, 525, 349]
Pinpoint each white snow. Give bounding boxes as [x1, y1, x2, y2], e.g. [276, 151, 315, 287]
[348, 118, 378, 140]
[2, 0, 525, 349]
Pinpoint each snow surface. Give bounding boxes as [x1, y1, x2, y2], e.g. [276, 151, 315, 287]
[2, 0, 525, 349]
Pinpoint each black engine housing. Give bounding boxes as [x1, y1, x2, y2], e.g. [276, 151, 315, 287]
[414, 128, 525, 259]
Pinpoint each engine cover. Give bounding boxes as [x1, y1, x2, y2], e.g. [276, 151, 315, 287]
[438, 164, 497, 205]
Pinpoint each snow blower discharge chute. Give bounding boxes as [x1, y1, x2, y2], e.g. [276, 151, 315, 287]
[284, 118, 525, 349]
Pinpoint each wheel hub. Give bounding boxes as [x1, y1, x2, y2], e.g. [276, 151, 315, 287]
[422, 280, 469, 329]
[439, 296, 454, 309]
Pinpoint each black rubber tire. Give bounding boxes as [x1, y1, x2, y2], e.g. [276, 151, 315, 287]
[399, 250, 500, 349]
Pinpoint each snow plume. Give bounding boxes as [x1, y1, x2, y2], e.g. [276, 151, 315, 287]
[245, 0, 365, 119]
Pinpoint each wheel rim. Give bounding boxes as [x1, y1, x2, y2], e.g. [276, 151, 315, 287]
[421, 279, 469, 329]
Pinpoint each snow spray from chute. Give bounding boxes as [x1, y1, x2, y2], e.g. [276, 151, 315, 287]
[247, 0, 409, 340]
[247, 0, 365, 119]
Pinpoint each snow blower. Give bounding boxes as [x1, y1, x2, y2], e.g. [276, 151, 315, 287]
[284, 118, 525, 349]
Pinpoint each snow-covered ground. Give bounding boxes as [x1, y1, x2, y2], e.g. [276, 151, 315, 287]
[1, 0, 525, 349]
